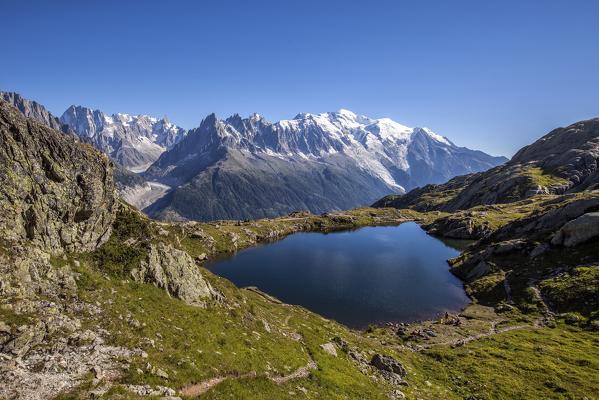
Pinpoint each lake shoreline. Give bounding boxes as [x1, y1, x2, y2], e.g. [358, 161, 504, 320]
[206, 223, 472, 329]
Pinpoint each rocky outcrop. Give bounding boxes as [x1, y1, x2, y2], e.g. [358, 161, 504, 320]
[492, 197, 599, 242]
[131, 243, 217, 306]
[511, 119, 599, 185]
[0, 296, 146, 400]
[370, 354, 407, 385]
[424, 211, 493, 239]
[319, 342, 338, 357]
[0, 100, 116, 252]
[551, 212, 599, 247]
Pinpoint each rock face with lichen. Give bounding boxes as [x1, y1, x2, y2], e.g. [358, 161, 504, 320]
[131, 243, 217, 306]
[0, 99, 116, 253]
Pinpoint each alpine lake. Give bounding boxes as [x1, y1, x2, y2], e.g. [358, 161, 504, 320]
[208, 222, 471, 329]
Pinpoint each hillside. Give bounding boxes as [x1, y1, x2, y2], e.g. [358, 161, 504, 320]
[374, 118, 599, 212]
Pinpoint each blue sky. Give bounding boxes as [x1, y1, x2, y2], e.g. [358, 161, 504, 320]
[2, 0, 598, 156]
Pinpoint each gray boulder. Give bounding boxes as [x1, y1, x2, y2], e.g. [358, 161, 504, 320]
[319, 342, 338, 357]
[131, 243, 217, 306]
[551, 212, 599, 247]
[370, 354, 407, 378]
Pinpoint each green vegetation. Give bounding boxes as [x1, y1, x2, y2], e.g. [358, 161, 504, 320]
[416, 187, 464, 209]
[504, 165, 571, 200]
[59, 253, 599, 399]
[539, 266, 599, 316]
[71, 260, 395, 399]
[525, 166, 569, 188]
[47, 202, 599, 399]
[466, 271, 507, 302]
[408, 323, 599, 400]
[0, 304, 35, 327]
[93, 207, 152, 277]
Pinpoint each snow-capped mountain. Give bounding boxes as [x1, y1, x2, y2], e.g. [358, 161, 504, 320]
[60, 106, 186, 172]
[144, 110, 507, 221]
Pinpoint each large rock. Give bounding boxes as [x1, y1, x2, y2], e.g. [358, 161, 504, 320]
[131, 243, 217, 306]
[370, 354, 407, 378]
[551, 212, 599, 247]
[0, 100, 116, 252]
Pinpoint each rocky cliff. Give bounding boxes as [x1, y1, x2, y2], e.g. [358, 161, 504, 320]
[0, 100, 218, 399]
[0, 99, 116, 252]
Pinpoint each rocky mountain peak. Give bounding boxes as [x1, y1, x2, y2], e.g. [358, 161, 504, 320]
[60, 104, 186, 172]
[249, 112, 263, 121]
[201, 112, 219, 126]
[511, 118, 599, 165]
[225, 113, 243, 126]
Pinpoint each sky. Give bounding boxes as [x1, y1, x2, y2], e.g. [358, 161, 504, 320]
[2, 0, 598, 157]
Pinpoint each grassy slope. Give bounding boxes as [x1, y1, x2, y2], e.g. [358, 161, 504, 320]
[408, 324, 599, 400]
[51, 204, 598, 399]
[69, 264, 395, 399]
[57, 257, 599, 400]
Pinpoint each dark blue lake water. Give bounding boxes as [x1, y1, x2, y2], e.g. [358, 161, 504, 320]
[208, 222, 471, 329]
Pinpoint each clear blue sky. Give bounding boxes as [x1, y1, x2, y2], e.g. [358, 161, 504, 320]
[2, 0, 598, 157]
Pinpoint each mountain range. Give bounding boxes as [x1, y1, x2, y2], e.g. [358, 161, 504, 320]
[143, 110, 506, 220]
[0, 91, 507, 221]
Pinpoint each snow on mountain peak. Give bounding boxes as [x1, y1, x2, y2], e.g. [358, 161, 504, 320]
[183, 110, 476, 191]
[60, 105, 185, 172]
[336, 108, 357, 117]
[367, 118, 412, 140]
[418, 127, 452, 145]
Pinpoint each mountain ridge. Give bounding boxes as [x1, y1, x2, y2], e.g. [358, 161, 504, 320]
[0, 91, 69, 133]
[374, 117, 599, 212]
[144, 109, 506, 221]
[60, 105, 186, 172]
